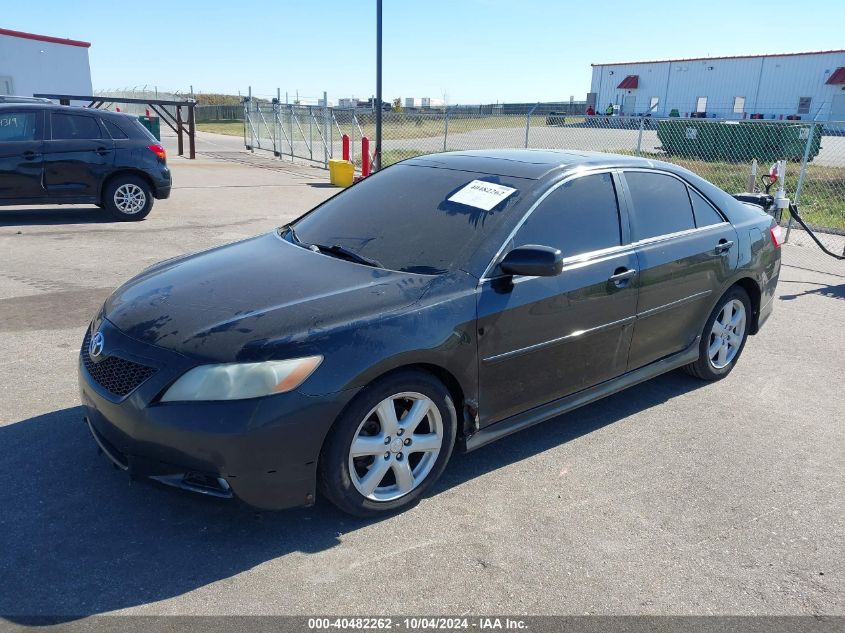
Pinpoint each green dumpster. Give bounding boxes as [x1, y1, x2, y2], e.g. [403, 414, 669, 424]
[138, 115, 161, 141]
[657, 120, 822, 162]
[656, 119, 703, 158]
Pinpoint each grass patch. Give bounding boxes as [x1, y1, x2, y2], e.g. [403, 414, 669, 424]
[197, 120, 244, 136]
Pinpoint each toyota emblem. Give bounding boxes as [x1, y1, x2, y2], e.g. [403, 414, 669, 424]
[89, 331, 105, 359]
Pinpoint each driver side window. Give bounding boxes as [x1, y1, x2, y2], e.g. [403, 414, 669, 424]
[514, 173, 622, 258]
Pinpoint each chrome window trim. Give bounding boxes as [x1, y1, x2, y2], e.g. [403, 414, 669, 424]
[620, 166, 728, 228]
[481, 221, 731, 285]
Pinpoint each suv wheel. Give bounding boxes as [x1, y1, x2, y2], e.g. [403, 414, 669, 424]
[319, 369, 457, 517]
[684, 286, 751, 381]
[103, 175, 154, 221]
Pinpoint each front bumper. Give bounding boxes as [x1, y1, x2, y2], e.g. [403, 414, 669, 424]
[78, 318, 357, 510]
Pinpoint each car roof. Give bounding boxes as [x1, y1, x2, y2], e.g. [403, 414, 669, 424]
[403, 149, 666, 180]
[0, 103, 136, 119]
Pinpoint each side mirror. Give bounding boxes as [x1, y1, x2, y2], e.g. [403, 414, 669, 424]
[499, 244, 563, 277]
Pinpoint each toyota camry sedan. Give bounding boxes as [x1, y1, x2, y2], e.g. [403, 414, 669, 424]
[79, 150, 781, 516]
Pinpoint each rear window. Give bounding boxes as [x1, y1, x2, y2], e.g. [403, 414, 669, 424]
[625, 171, 696, 240]
[291, 164, 533, 275]
[51, 113, 102, 140]
[689, 188, 725, 227]
[103, 119, 129, 139]
[0, 111, 38, 141]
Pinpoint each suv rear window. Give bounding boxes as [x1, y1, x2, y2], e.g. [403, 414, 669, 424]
[103, 119, 129, 139]
[0, 111, 38, 141]
[52, 113, 102, 140]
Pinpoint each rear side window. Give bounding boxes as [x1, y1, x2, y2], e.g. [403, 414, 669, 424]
[51, 113, 102, 140]
[689, 188, 725, 227]
[0, 111, 38, 141]
[103, 119, 129, 139]
[514, 173, 622, 257]
[625, 172, 695, 240]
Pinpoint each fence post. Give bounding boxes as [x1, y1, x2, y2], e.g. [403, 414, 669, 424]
[443, 109, 449, 152]
[525, 103, 538, 148]
[323, 101, 331, 166]
[247, 86, 254, 151]
[289, 104, 294, 162]
[635, 117, 645, 156]
[785, 121, 817, 242]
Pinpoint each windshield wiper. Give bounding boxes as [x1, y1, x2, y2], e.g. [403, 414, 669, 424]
[311, 243, 384, 269]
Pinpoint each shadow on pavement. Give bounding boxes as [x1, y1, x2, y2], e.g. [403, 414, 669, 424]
[779, 279, 845, 301]
[0, 207, 120, 227]
[0, 370, 704, 622]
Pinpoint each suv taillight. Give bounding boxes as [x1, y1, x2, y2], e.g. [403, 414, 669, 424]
[147, 144, 166, 162]
[770, 225, 783, 248]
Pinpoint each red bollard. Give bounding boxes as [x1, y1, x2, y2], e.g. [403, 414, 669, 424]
[361, 137, 370, 177]
[342, 134, 350, 162]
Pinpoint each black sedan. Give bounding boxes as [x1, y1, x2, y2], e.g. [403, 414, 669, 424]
[79, 150, 781, 516]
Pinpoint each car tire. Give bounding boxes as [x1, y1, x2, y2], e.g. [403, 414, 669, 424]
[318, 369, 457, 517]
[683, 286, 752, 381]
[103, 175, 154, 221]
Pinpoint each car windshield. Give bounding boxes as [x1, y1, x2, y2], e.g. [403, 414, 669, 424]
[289, 164, 534, 275]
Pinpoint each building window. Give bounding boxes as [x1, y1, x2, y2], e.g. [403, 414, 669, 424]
[797, 97, 812, 115]
[649, 96, 659, 112]
[696, 96, 708, 113]
[733, 97, 745, 114]
[0, 77, 13, 96]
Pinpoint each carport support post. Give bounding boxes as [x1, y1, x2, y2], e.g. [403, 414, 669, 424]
[188, 103, 196, 159]
[785, 122, 817, 243]
[176, 106, 184, 157]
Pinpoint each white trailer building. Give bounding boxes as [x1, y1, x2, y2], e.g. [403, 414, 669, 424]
[0, 28, 92, 99]
[590, 50, 845, 121]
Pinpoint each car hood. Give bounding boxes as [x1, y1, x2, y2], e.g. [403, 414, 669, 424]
[104, 232, 435, 362]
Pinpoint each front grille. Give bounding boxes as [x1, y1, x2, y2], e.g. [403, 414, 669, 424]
[82, 330, 157, 397]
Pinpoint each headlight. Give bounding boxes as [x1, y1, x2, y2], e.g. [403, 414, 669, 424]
[160, 356, 322, 402]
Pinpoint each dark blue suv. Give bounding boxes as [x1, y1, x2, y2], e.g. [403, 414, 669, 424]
[0, 103, 171, 221]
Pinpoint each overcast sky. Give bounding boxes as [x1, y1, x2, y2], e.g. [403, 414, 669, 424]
[6, 0, 845, 103]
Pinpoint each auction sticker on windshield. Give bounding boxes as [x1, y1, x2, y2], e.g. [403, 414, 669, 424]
[448, 180, 517, 211]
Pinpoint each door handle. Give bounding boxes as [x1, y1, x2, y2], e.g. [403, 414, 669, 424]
[95, 147, 112, 156]
[23, 150, 40, 161]
[609, 267, 637, 287]
[715, 239, 734, 254]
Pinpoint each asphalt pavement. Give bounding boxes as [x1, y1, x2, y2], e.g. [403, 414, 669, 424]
[0, 132, 842, 620]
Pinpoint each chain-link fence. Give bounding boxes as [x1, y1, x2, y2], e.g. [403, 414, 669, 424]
[243, 102, 844, 273]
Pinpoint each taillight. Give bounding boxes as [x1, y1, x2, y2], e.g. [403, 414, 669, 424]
[770, 225, 783, 248]
[147, 144, 166, 162]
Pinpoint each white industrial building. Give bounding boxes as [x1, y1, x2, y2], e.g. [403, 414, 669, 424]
[590, 50, 845, 120]
[0, 27, 93, 98]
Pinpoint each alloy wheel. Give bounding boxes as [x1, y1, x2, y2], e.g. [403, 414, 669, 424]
[348, 392, 444, 502]
[113, 183, 147, 214]
[708, 298, 746, 369]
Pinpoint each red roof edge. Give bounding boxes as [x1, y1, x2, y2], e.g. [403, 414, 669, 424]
[0, 27, 90, 48]
[592, 49, 845, 67]
[826, 67, 845, 84]
[617, 75, 639, 89]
